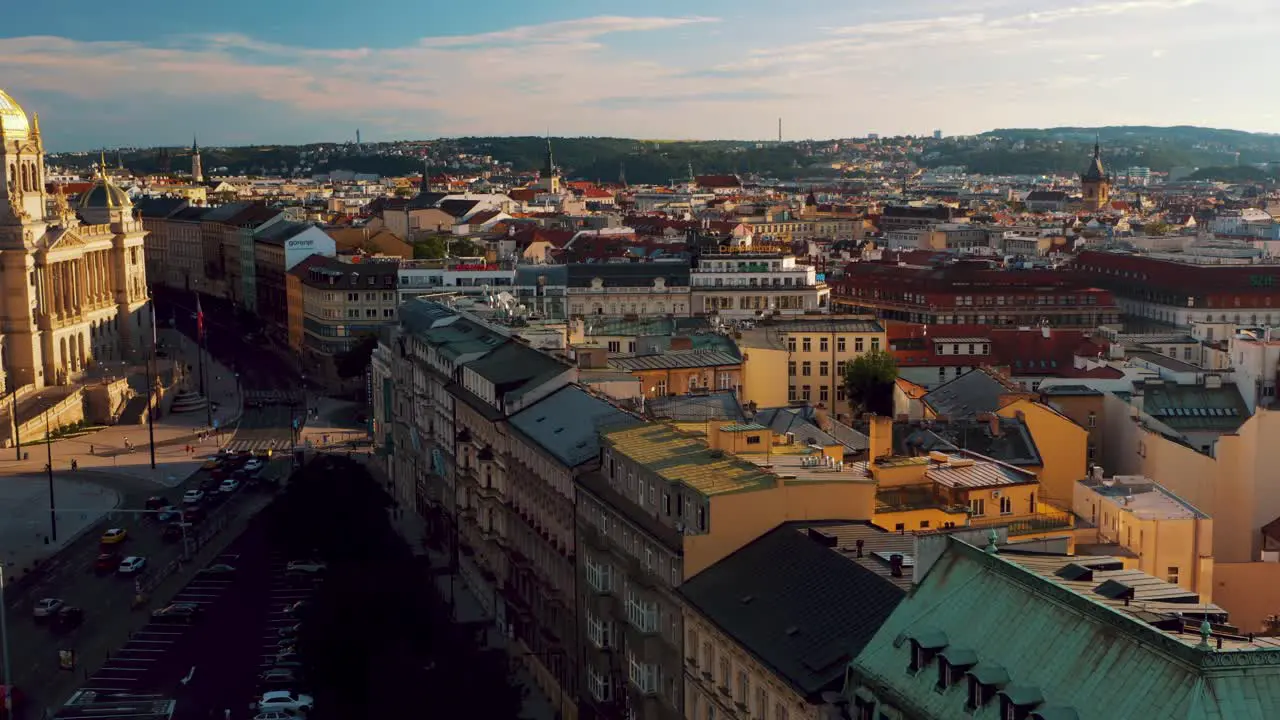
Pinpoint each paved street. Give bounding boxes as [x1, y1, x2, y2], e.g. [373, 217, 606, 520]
[222, 405, 296, 454]
[2, 462, 284, 717]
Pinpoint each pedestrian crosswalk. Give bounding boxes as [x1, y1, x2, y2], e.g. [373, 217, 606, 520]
[244, 389, 304, 404]
[222, 438, 291, 453]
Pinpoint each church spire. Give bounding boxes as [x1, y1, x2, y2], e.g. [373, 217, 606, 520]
[191, 134, 204, 183]
[543, 136, 555, 177]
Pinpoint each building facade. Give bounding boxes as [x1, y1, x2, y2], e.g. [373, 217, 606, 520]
[689, 251, 829, 318]
[0, 89, 150, 391]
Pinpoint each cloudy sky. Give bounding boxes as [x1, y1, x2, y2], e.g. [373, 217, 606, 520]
[3, 0, 1272, 150]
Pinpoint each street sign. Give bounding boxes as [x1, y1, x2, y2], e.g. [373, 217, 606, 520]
[58, 649, 75, 671]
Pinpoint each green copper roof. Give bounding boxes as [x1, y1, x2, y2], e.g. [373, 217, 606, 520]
[848, 538, 1280, 720]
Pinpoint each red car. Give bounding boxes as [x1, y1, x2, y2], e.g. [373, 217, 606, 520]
[94, 552, 121, 573]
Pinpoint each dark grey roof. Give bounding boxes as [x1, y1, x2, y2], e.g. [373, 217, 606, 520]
[778, 319, 884, 334]
[134, 197, 188, 218]
[922, 369, 1011, 419]
[754, 406, 869, 453]
[169, 206, 209, 222]
[680, 525, 905, 699]
[1140, 382, 1249, 433]
[510, 386, 632, 468]
[399, 299, 459, 334]
[610, 350, 741, 371]
[438, 199, 480, 218]
[200, 201, 252, 222]
[255, 221, 312, 246]
[463, 342, 569, 401]
[1026, 191, 1069, 202]
[514, 265, 567, 287]
[407, 191, 448, 210]
[565, 262, 691, 288]
[646, 391, 745, 423]
[896, 418, 1042, 467]
[1041, 384, 1103, 397]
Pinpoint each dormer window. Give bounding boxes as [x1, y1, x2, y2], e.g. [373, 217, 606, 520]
[998, 686, 1044, 720]
[935, 648, 975, 692]
[906, 630, 948, 674]
[965, 663, 1009, 712]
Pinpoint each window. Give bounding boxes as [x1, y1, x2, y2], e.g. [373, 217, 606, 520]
[1167, 566, 1180, 584]
[787, 337, 796, 353]
[625, 588, 658, 632]
[801, 385, 811, 401]
[719, 657, 731, 688]
[1087, 411, 1097, 428]
[627, 651, 658, 694]
[855, 337, 864, 353]
[999, 496, 1012, 515]
[837, 337, 846, 353]
[736, 670, 749, 703]
[585, 558, 614, 592]
[775, 703, 789, 720]
[587, 613, 613, 648]
[702, 641, 714, 671]
[687, 629, 699, 664]
[788, 361, 796, 377]
[588, 666, 611, 702]
[801, 361, 811, 376]
[970, 498, 986, 517]
[967, 677, 995, 711]
[819, 361, 829, 377]
[871, 338, 881, 351]
[756, 687, 770, 719]
[802, 338, 811, 352]
[608, 341, 620, 353]
[819, 337, 828, 352]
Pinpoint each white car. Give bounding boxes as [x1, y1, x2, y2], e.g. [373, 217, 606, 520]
[117, 556, 147, 574]
[258, 690, 314, 714]
[182, 489, 205, 504]
[244, 458, 265, 472]
[219, 478, 240, 493]
[253, 712, 299, 720]
[286, 561, 327, 574]
[33, 597, 64, 618]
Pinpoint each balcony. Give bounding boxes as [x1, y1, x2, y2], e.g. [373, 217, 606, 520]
[968, 508, 1074, 537]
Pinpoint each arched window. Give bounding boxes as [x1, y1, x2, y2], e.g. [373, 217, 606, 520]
[7, 164, 13, 192]
[20, 163, 29, 192]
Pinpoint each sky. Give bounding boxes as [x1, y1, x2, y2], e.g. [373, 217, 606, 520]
[3, 0, 1275, 150]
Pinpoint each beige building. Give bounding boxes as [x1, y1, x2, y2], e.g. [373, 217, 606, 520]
[0, 89, 150, 393]
[566, 264, 692, 318]
[288, 254, 400, 382]
[1072, 472, 1213, 600]
[690, 251, 830, 318]
[738, 318, 886, 412]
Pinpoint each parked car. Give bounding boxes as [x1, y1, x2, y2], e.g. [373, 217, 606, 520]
[94, 552, 122, 573]
[144, 496, 168, 511]
[258, 667, 300, 688]
[286, 561, 327, 574]
[99, 528, 127, 545]
[151, 604, 201, 624]
[257, 691, 313, 714]
[285, 600, 309, 617]
[200, 477, 221, 493]
[252, 712, 298, 720]
[182, 489, 205, 504]
[277, 623, 301, 639]
[199, 564, 236, 577]
[184, 504, 206, 523]
[51, 606, 84, 631]
[219, 478, 240, 493]
[244, 458, 265, 473]
[117, 556, 146, 575]
[156, 506, 181, 522]
[32, 598, 64, 618]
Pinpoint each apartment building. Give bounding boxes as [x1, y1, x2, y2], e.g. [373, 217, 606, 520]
[199, 202, 283, 306]
[737, 318, 886, 410]
[566, 264, 692, 318]
[371, 299, 588, 719]
[579, 422, 876, 720]
[138, 204, 214, 293]
[397, 259, 516, 303]
[254, 221, 336, 332]
[287, 255, 400, 379]
[689, 251, 829, 318]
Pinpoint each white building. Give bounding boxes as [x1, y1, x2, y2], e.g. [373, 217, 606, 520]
[689, 251, 829, 317]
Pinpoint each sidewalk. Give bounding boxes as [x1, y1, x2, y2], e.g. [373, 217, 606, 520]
[0, 329, 244, 488]
[388, 506, 559, 720]
[298, 397, 369, 450]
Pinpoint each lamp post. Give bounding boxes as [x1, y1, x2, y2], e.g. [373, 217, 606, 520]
[147, 295, 157, 470]
[44, 410, 57, 543]
[9, 382, 19, 462]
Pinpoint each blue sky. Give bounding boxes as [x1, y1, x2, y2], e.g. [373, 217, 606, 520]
[4, 0, 1274, 150]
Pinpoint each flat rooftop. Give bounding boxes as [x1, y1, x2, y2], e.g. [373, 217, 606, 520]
[739, 450, 876, 485]
[601, 423, 776, 496]
[1079, 475, 1207, 520]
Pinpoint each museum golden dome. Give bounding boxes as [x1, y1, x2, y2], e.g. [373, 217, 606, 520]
[0, 89, 31, 136]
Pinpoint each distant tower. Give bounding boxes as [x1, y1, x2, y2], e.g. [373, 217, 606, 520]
[778, 118, 782, 143]
[1080, 136, 1111, 212]
[618, 161, 627, 188]
[191, 136, 204, 183]
[535, 137, 561, 193]
[356, 128, 361, 146]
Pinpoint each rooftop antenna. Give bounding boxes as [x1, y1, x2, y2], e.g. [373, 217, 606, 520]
[778, 117, 782, 143]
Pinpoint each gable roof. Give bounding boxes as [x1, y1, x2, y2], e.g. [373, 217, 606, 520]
[849, 537, 1280, 720]
[681, 525, 905, 700]
[922, 368, 1017, 419]
[509, 386, 633, 468]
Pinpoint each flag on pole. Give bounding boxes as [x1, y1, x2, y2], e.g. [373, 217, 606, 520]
[195, 293, 205, 342]
[150, 301, 158, 349]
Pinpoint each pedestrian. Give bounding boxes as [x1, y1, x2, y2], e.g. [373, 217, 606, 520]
[89, 444, 94, 455]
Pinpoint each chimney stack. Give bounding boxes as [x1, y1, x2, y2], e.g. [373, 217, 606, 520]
[855, 538, 865, 558]
[890, 554, 904, 578]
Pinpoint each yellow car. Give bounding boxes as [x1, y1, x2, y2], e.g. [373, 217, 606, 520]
[100, 528, 127, 545]
[200, 460, 219, 470]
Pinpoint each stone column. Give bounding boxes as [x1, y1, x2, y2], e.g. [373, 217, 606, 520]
[95, 252, 104, 303]
[51, 264, 61, 319]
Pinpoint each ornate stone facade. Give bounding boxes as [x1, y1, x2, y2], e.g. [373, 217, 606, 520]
[0, 88, 151, 391]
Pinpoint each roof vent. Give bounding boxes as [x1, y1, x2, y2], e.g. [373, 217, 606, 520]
[1055, 563, 1094, 582]
[785, 626, 800, 637]
[1094, 579, 1135, 600]
[740, 595, 755, 605]
[807, 528, 838, 547]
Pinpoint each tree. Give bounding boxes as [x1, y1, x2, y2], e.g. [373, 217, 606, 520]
[334, 334, 378, 379]
[843, 348, 898, 417]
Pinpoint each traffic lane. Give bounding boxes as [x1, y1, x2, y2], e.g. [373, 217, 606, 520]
[5, 470, 210, 695]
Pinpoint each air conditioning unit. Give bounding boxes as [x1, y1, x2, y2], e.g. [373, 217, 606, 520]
[990, 490, 1002, 499]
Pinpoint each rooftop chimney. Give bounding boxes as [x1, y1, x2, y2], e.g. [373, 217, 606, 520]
[890, 554, 904, 578]
[855, 538, 865, 558]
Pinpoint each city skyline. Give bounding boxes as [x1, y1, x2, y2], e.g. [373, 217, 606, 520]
[4, 0, 1275, 150]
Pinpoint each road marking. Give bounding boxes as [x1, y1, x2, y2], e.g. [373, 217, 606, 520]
[98, 666, 147, 673]
[166, 598, 215, 604]
[174, 592, 220, 598]
[114, 648, 165, 654]
[122, 639, 175, 644]
[81, 685, 134, 691]
[135, 630, 184, 636]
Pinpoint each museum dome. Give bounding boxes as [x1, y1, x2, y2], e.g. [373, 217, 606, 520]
[78, 164, 133, 210]
[0, 89, 30, 136]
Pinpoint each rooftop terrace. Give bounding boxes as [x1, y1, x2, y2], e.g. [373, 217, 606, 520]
[602, 423, 776, 496]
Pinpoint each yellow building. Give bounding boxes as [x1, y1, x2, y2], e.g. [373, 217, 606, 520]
[737, 318, 886, 413]
[996, 397, 1088, 504]
[287, 254, 400, 383]
[1072, 471, 1213, 600]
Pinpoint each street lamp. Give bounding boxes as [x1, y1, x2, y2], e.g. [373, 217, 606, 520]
[44, 409, 57, 543]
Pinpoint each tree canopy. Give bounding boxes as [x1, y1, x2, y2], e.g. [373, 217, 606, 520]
[267, 457, 523, 720]
[843, 349, 898, 417]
